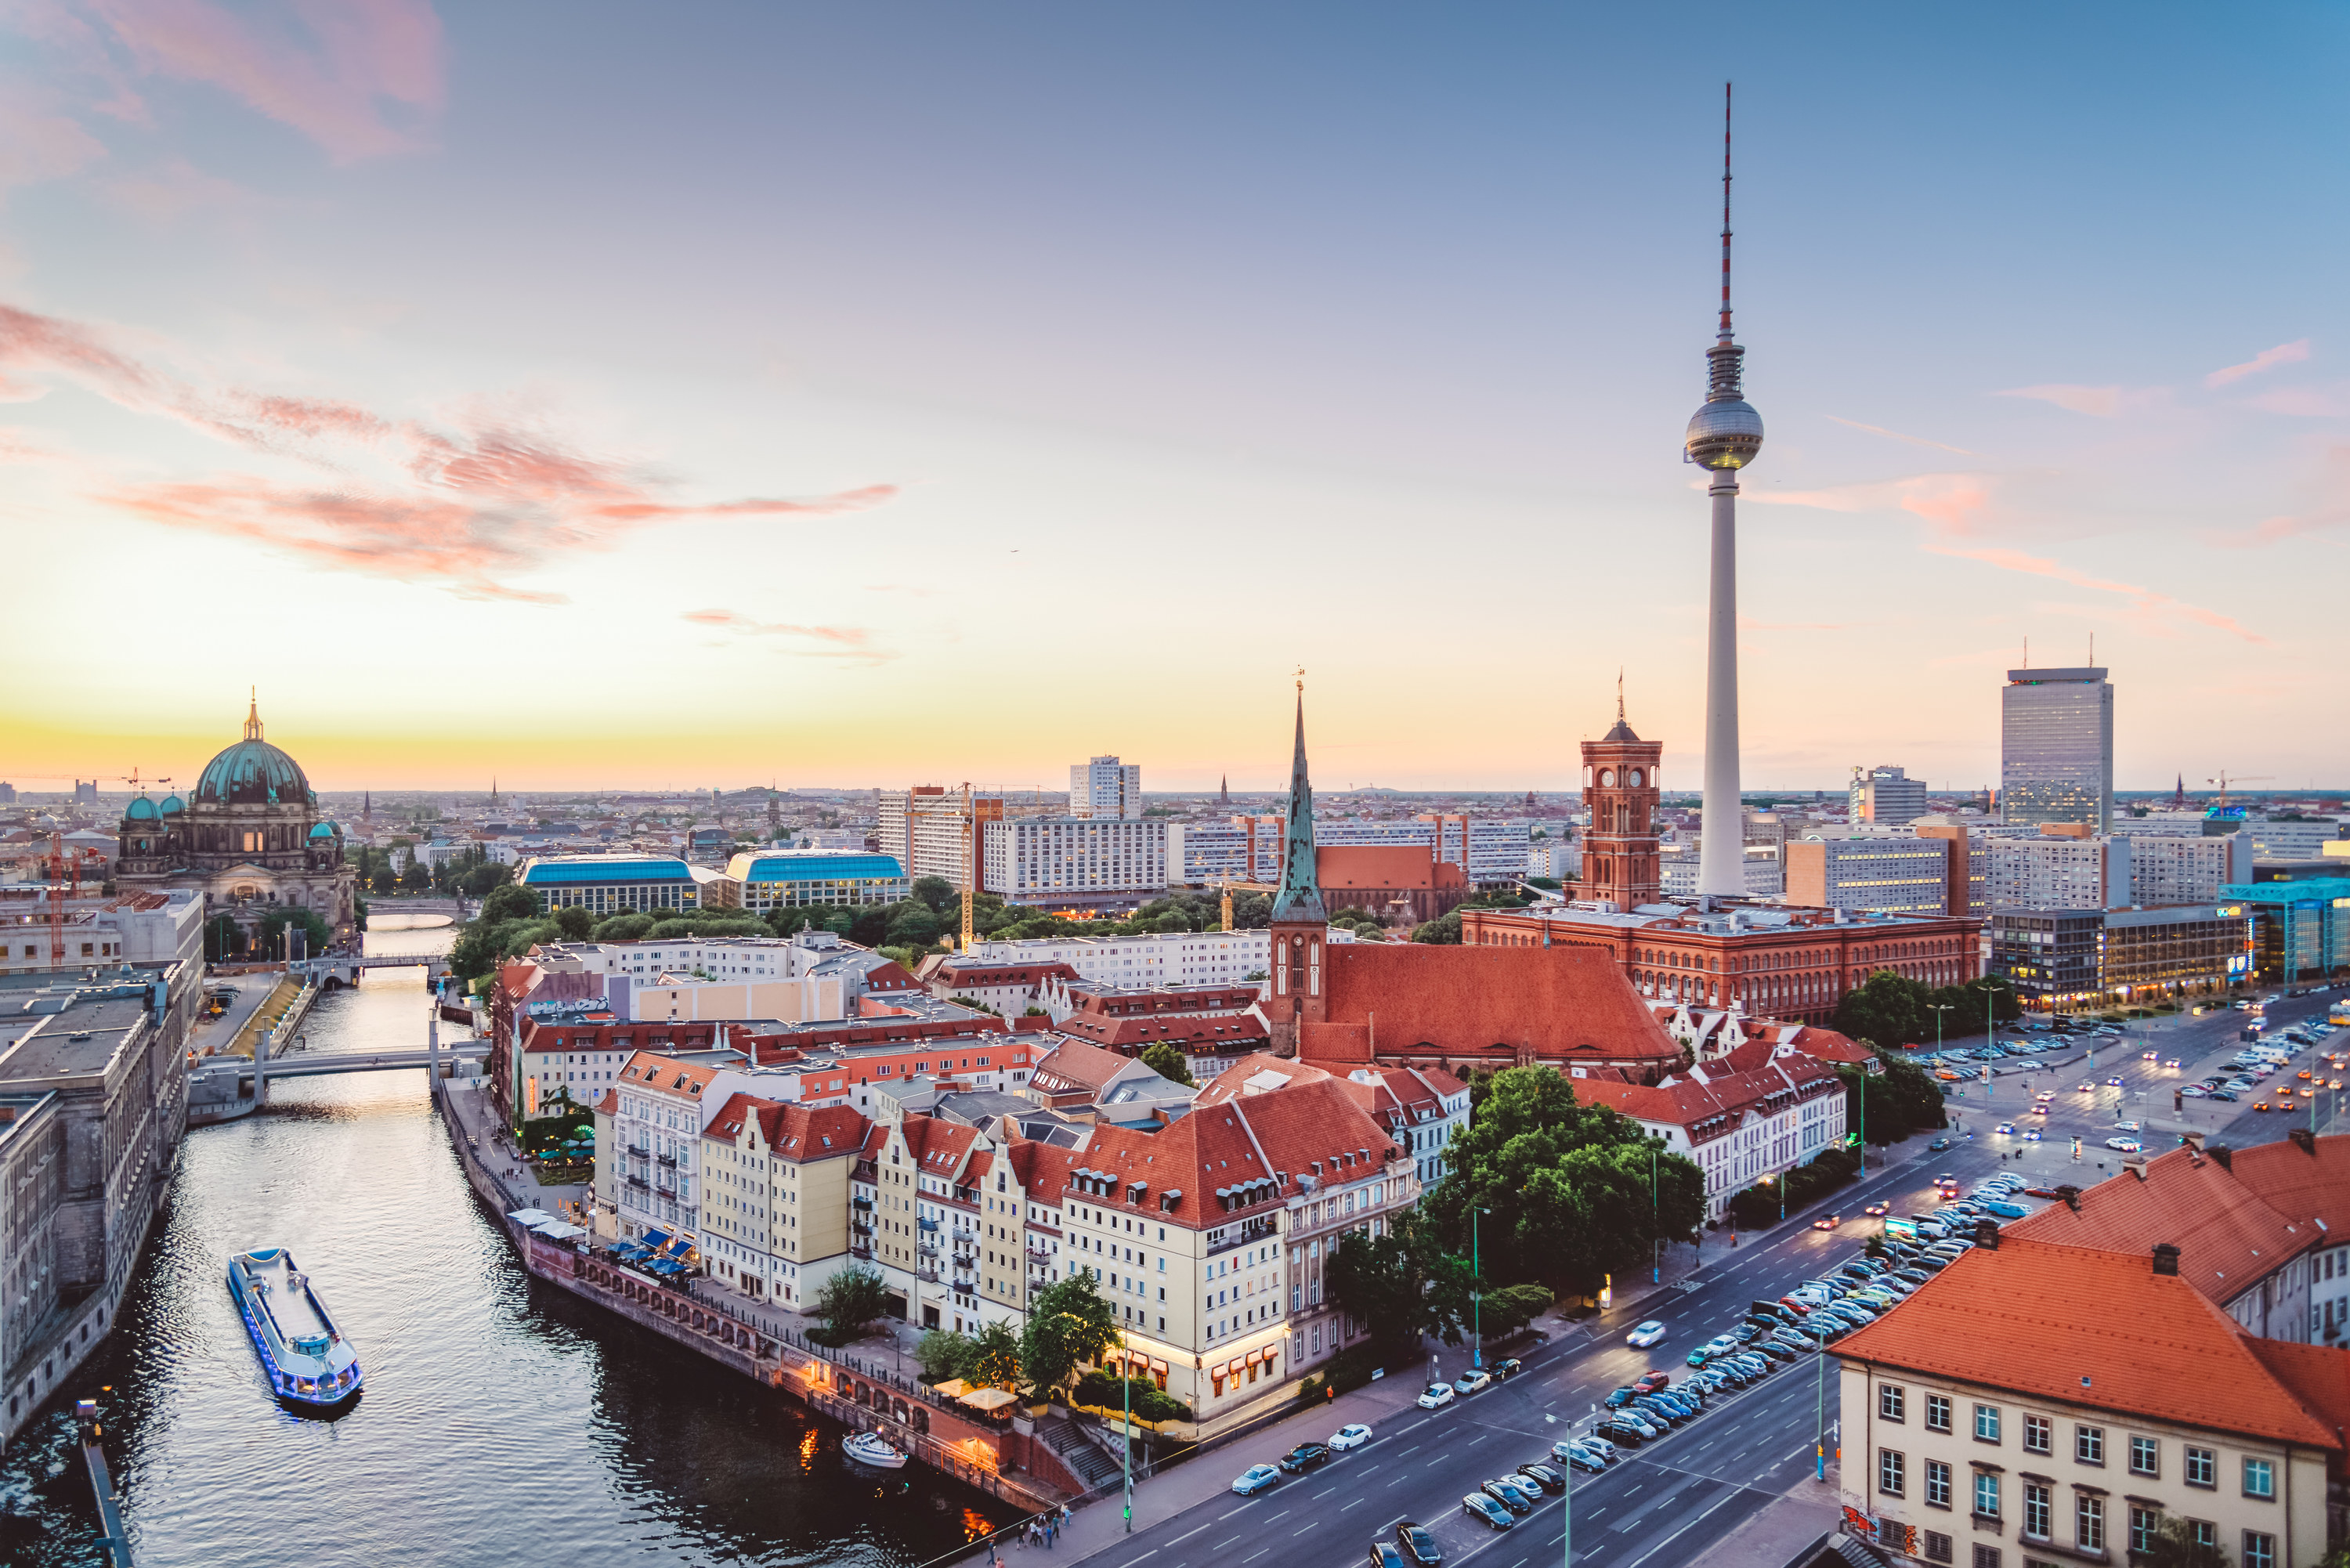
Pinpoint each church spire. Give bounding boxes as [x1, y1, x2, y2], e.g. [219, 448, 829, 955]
[243, 687, 264, 742]
[1270, 673, 1326, 923]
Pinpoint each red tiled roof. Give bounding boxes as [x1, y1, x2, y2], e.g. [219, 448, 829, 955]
[1314, 845, 1465, 892]
[1055, 1012, 1269, 1052]
[2244, 1338, 2350, 1454]
[2005, 1142, 2319, 1304]
[1300, 945, 1681, 1067]
[1029, 1039, 1137, 1093]
[757, 1100, 867, 1159]
[1836, 1234, 2343, 1451]
[2227, 1134, 2350, 1236]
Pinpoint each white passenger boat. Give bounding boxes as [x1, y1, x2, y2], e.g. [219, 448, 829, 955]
[843, 1431, 909, 1469]
[228, 1246, 363, 1410]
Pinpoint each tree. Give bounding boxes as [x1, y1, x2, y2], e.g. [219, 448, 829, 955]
[1479, 1283, 1556, 1337]
[458, 859, 513, 897]
[479, 883, 539, 925]
[399, 860, 432, 892]
[1138, 1042, 1195, 1086]
[257, 907, 332, 959]
[1019, 1273, 1122, 1397]
[2144, 1517, 2231, 1568]
[1412, 911, 1463, 945]
[971, 1318, 1021, 1389]
[911, 875, 958, 913]
[552, 905, 596, 940]
[1835, 969, 1927, 1047]
[593, 912, 657, 942]
[916, 1329, 977, 1382]
[886, 905, 944, 949]
[812, 1264, 891, 1339]
[1324, 1219, 1448, 1360]
[1420, 1066, 1705, 1295]
[204, 915, 243, 962]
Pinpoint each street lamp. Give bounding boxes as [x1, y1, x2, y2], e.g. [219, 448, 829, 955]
[1650, 1146, 1661, 1285]
[1471, 1207, 1490, 1368]
[1928, 1003, 1954, 1054]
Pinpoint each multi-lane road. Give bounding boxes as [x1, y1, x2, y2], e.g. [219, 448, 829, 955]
[1102, 990, 2345, 1568]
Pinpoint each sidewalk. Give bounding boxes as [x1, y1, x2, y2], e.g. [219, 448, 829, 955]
[441, 1080, 588, 1221]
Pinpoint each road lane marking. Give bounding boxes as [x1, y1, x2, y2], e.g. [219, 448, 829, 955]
[1618, 1490, 1739, 1568]
[1312, 1488, 1336, 1500]
[1264, 1512, 1289, 1523]
[1218, 1507, 1249, 1520]
[1168, 1525, 1212, 1545]
[1242, 1554, 1268, 1566]
[1115, 1554, 1157, 1568]
[1341, 1500, 1364, 1512]
[1210, 1537, 1240, 1551]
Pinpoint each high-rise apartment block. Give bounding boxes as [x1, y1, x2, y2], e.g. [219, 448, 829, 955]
[1848, 764, 1927, 824]
[982, 817, 1167, 902]
[2120, 829, 2253, 905]
[1983, 833, 2129, 911]
[1068, 756, 1142, 819]
[2001, 666, 2113, 833]
[877, 788, 1003, 889]
[1784, 836, 1959, 916]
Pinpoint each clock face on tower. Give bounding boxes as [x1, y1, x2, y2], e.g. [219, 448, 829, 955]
[1599, 769, 1615, 787]
[1628, 769, 1643, 788]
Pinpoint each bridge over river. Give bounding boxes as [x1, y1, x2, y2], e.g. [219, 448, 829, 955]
[189, 993, 488, 1125]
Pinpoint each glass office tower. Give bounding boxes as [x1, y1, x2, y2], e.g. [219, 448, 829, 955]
[2001, 667, 2113, 833]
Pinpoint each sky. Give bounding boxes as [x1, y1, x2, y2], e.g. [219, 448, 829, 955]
[2, 3, 2345, 796]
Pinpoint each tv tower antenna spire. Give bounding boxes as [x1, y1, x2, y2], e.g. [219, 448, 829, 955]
[1719, 80, 1734, 344]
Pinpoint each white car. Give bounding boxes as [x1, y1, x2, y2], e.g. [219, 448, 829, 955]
[1625, 1320, 1668, 1348]
[1232, 1464, 1281, 1495]
[2106, 1137, 2144, 1153]
[1330, 1422, 1373, 1451]
[1417, 1383, 1456, 1410]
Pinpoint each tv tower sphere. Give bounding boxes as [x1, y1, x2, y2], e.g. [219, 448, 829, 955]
[1684, 387, 1763, 470]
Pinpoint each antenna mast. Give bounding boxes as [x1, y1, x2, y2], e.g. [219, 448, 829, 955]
[1719, 81, 1734, 344]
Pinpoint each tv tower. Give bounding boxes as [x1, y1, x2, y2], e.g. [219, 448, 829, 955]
[1685, 82, 1764, 901]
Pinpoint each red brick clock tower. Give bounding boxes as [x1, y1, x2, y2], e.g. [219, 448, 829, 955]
[1580, 696, 1664, 911]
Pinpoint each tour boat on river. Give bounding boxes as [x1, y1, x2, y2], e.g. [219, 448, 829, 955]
[228, 1246, 363, 1410]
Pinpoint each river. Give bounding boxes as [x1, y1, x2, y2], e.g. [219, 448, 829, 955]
[3, 916, 1007, 1566]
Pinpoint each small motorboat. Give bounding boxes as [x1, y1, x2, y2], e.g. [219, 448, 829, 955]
[843, 1430, 909, 1469]
[228, 1246, 363, 1411]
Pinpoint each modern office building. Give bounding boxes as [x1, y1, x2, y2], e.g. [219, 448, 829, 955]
[2001, 665, 2114, 833]
[981, 816, 1168, 904]
[519, 854, 705, 916]
[716, 850, 909, 914]
[1849, 765, 1929, 825]
[877, 788, 1003, 890]
[1068, 757, 1142, 820]
[1784, 836, 1959, 916]
[2221, 878, 2350, 985]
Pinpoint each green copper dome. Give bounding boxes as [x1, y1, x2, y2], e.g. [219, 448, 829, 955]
[193, 697, 313, 807]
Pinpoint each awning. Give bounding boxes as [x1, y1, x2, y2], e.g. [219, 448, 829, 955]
[960, 1387, 1020, 1411]
[531, 1220, 588, 1241]
[932, 1378, 974, 1397]
[641, 1230, 673, 1251]
[507, 1209, 559, 1227]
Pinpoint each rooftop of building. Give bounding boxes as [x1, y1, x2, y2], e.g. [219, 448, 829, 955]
[1836, 1232, 2341, 1451]
[1488, 899, 1975, 939]
[519, 854, 695, 884]
[1298, 941, 1682, 1067]
[0, 987, 154, 1081]
[0, 1089, 57, 1154]
[724, 850, 907, 882]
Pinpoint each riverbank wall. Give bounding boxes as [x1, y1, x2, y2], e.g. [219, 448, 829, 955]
[437, 1082, 1078, 1511]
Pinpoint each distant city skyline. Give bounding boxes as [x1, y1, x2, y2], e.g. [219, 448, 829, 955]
[2, 7, 2345, 789]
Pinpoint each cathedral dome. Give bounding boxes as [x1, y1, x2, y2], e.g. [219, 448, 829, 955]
[125, 796, 158, 822]
[193, 697, 313, 808]
[160, 794, 185, 815]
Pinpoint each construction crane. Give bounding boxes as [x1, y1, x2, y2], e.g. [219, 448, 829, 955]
[2207, 771, 2274, 809]
[1217, 879, 1278, 932]
[38, 832, 109, 969]
[960, 782, 976, 952]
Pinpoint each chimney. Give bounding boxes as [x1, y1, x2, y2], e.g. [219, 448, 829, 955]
[1974, 1216, 2001, 1250]
[2209, 1144, 2233, 1171]
[2290, 1128, 2317, 1157]
[2153, 1243, 2182, 1277]
[2056, 1183, 2082, 1211]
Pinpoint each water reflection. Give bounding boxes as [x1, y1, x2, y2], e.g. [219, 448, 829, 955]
[2, 916, 1000, 1567]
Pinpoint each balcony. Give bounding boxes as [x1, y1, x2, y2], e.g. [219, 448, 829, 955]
[625, 1173, 650, 1190]
[1025, 1243, 1052, 1261]
[656, 1152, 677, 1169]
[916, 1267, 942, 1284]
[625, 1143, 650, 1160]
[952, 1277, 977, 1295]
[655, 1184, 678, 1201]
[918, 1241, 939, 1259]
[851, 1245, 874, 1261]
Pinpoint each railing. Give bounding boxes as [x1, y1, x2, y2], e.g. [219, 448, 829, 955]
[626, 1143, 650, 1160]
[656, 1185, 678, 1201]
[656, 1153, 677, 1168]
[626, 1174, 650, 1190]
[1207, 1219, 1278, 1256]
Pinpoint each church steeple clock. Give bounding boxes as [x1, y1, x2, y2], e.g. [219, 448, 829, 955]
[1267, 677, 1328, 1051]
[1580, 682, 1664, 911]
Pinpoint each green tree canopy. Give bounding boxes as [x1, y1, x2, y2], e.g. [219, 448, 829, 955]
[1421, 1066, 1705, 1293]
[813, 1264, 891, 1338]
[1138, 1042, 1195, 1086]
[479, 883, 539, 924]
[552, 905, 596, 940]
[257, 907, 333, 959]
[1019, 1272, 1122, 1396]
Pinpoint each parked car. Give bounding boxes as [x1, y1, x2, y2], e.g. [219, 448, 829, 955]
[1480, 1479, 1535, 1516]
[1556, 1441, 1608, 1474]
[1453, 1369, 1492, 1396]
[1278, 1442, 1332, 1474]
[1516, 1462, 1566, 1494]
[2106, 1137, 2144, 1152]
[1233, 1464, 1282, 1495]
[1417, 1383, 1455, 1410]
[1491, 1358, 1524, 1382]
[1462, 1494, 1515, 1531]
[1632, 1371, 1672, 1393]
[1332, 1423, 1373, 1451]
[1395, 1523, 1443, 1567]
[1370, 1544, 1409, 1568]
[1625, 1321, 1668, 1348]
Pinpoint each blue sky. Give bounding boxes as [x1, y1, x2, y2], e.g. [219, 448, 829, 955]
[2, 3, 2343, 792]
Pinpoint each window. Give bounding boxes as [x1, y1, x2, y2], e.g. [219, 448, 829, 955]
[2075, 1495, 2103, 1552]
[2023, 1483, 2050, 1540]
[2075, 1425, 2104, 1465]
[1879, 1448, 1906, 1496]
[2186, 1447, 2216, 1488]
[2129, 1506, 2159, 1555]
[1972, 1547, 2001, 1568]
[1926, 1393, 1952, 1433]
[1882, 1383, 1907, 1421]
[2127, 1435, 2158, 1476]
[1925, 1459, 1951, 1508]
[2243, 1457, 2274, 1499]
[1923, 1530, 1952, 1564]
[2243, 1531, 2275, 1568]
[1975, 1404, 2001, 1442]
[2023, 1414, 2052, 1454]
[1974, 1472, 2000, 1519]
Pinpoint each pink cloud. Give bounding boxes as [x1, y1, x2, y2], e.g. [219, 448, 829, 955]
[2204, 339, 2310, 388]
[2243, 385, 2348, 419]
[1748, 471, 1993, 536]
[0, 99, 109, 189]
[0, 298, 896, 598]
[2220, 443, 2350, 547]
[77, 0, 444, 161]
[1998, 384, 2122, 417]
[1824, 415, 1979, 457]
[683, 609, 893, 665]
[1925, 542, 2267, 645]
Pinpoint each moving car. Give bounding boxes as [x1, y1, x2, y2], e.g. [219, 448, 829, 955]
[1278, 1442, 1332, 1474]
[1994, 1123, 2016, 1136]
[1395, 1523, 1443, 1567]
[1331, 1423, 1373, 1451]
[1864, 1202, 1890, 1216]
[1462, 1494, 1515, 1531]
[1632, 1371, 1672, 1393]
[1625, 1321, 1668, 1348]
[1928, 1136, 1952, 1151]
[1812, 1214, 1841, 1231]
[1417, 1383, 1455, 1410]
[1233, 1464, 1281, 1495]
